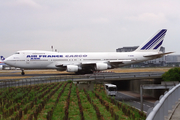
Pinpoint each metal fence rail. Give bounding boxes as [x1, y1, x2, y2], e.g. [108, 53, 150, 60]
[146, 83, 180, 120]
[0, 76, 69, 88]
[0, 72, 164, 89]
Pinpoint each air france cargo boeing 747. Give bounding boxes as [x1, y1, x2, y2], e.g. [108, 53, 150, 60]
[4, 29, 173, 75]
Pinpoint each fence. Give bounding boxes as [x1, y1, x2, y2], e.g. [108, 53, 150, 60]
[0, 72, 163, 89]
[0, 76, 72, 89]
[146, 83, 180, 120]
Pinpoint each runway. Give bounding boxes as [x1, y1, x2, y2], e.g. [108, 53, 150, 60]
[116, 91, 155, 113]
[0, 73, 73, 77]
[0, 70, 74, 79]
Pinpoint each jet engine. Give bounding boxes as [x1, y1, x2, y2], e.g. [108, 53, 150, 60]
[0, 65, 3, 70]
[66, 65, 78, 72]
[96, 63, 108, 70]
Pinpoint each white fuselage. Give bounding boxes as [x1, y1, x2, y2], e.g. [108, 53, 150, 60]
[4, 29, 170, 74]
[4, 50, 155, 70]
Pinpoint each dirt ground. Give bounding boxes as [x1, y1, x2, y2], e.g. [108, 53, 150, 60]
[112, 67, 170, 73]
[0, 67, 171, 80]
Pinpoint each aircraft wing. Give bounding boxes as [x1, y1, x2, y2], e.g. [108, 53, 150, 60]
[55, 60, 132, 69]
[81, 60, 131, 65]
[144, 52, 174, 58]
[108, 60, 131, 63]
[55, 64, 67, 67]
[81, 60, 131, 68]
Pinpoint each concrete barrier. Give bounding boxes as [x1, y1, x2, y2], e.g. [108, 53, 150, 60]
[146, 83, 180, 120]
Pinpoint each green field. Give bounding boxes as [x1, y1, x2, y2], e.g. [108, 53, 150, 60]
[0, 81, 146, 120]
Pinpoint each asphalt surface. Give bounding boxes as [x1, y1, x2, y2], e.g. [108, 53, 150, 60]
[0, 72, 73, 77]
[0, 70, 164, 77]
[115, 92, 154, 113]
[170, 101, 180, 120]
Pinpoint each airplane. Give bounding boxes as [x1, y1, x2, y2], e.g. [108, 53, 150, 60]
[4, 29, 173, 75]
[0, 56, 6, 70]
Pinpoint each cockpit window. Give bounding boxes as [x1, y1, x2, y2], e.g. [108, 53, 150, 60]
[15, 52, 20, 54]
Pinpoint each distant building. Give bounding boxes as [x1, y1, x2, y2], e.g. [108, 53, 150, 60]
[116, 46, 138, 52]
[165, 55, 180, 67]
[116, 46, 165, 53]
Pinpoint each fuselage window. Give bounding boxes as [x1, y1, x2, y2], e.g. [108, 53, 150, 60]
[15, 52, 20, 54]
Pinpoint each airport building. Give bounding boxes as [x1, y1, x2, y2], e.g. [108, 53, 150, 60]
[165, 55, 180, 67]
[116, 46, 138, 52]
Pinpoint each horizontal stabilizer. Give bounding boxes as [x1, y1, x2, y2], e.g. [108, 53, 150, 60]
[143, 52, 174, 58]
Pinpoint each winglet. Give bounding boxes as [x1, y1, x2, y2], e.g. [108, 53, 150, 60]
[134, 29, 167, 52]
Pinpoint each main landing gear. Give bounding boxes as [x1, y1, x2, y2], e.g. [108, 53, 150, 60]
[21, 69, 25, 75]
[75, 70, 93, 75]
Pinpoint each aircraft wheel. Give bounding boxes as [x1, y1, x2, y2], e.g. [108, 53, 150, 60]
[75, 71, 93, 75]
[21, 71, 25, 75]
[75, 72, 81, 75]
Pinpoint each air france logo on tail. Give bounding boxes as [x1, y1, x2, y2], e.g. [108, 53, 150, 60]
[0, 56, 5, 61]
[0, 56, 5, 65]
[141, 29, 167, 50]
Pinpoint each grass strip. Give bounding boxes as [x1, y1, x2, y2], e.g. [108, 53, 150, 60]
[68, 84, 81, 120]
[51, 83, 70, 120]
[88, 91, 113, 120]
[79, 89, 97, 120]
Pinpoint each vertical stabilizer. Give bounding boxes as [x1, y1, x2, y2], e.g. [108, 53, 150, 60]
[134, 29, 167, 52]
[0, 56, 5, 61]
[0, 56, 5, 65]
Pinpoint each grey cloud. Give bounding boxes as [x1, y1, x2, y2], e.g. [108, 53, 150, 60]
[0, 0, 180, 57]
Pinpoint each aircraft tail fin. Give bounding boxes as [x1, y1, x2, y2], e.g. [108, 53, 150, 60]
[0, 56, 5, 61]
[0, 56, 5, 65]
[134, 29, 167, 52]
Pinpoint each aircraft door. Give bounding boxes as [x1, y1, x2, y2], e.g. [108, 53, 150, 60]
[26, 58, 30, 64]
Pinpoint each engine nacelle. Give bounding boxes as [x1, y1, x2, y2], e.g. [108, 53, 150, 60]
[0, 65, 3, 70]
[96, 63, 108, 70]
[66, 65, 78, 72]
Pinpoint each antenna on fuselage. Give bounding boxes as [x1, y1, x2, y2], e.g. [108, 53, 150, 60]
[51, 46, 53, 51]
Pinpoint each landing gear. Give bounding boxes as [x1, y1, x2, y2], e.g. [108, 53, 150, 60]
[21, 70, 25, 75]
[75, 71, 83, 75]
[75, 70, 93, 75]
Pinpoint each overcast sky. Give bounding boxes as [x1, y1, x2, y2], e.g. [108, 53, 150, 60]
[0, 0, 180, 58]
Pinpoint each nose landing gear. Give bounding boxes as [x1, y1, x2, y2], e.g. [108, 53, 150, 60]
[21, 69, 25, 75]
